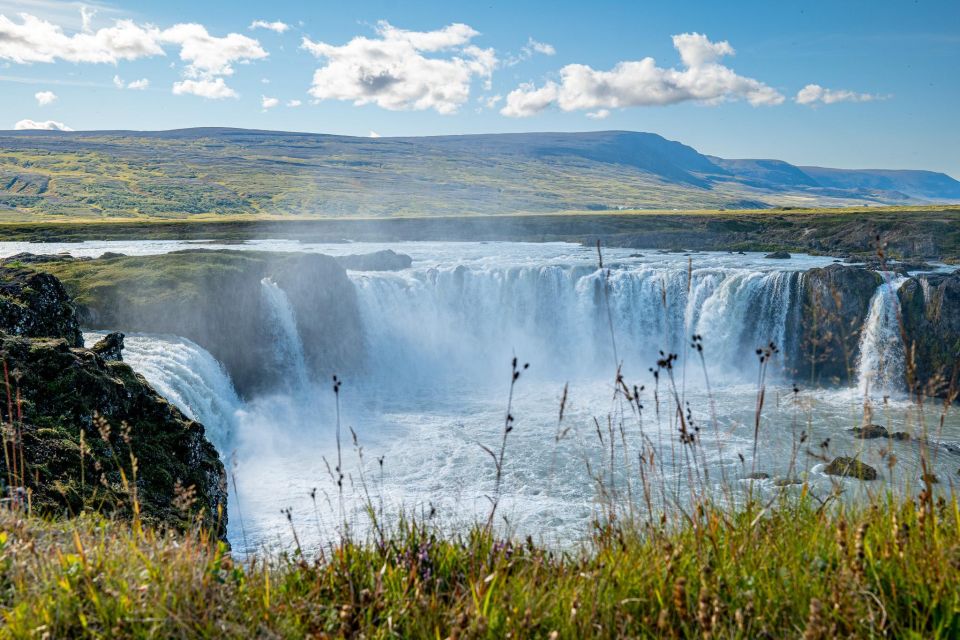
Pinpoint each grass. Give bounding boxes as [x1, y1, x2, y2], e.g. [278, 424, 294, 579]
[2, 492, 959, 638]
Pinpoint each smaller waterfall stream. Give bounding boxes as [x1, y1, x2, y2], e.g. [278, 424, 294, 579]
[260, 277, 310, 390]
[856, 275, 908, 398]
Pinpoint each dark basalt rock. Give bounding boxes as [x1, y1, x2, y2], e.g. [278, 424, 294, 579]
[764, 251, 791, 259]
[0, 265, 82, 346]
[336, 249, 413, 271]
[890, 431, 912, 441]
[744, 472, 770, 480]
[824, 456, 878, 481]
[0, 266, 226, 534]
[91, 331, 124, 361]
[791, 265, 882, 384]
[850, 424, 889, 439]
[898, 271, 960, 399]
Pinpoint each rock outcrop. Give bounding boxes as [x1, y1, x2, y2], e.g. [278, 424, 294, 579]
[898, 271, 960, 399]
[0, 266, 83, 347]
[31, 250, 363, 396]
[336, 250, 413, 271]
[791, 265, 882, 384]
[824, 456, 878, 481]
[0, 268, 227, 533]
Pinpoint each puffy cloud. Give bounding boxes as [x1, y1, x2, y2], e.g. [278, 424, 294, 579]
[0, 13, 266, 99]
[172, 77, 237, 99]
[286, 98, 302, 107]
[249, 20, 289, 34]
[301, 20, 496, 114]
[586, 109, 610, 120]
[501, 32, 784, 117]
[34, 89, 56, 105]
[795, 83, 884, 105]
[261, 95, 279, 109]
[159, 23, 267, 78]
[0, 13, 164, 63]
[14, 118, 72, 130]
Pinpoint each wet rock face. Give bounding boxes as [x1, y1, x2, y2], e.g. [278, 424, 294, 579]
[37, 250, 364, 397]
[898, 271, 960, 399]
[791, 265, 882, 385]
[0, 266, 83, 347]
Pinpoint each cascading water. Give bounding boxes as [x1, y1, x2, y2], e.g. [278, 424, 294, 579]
[83, 332, 242, 450]
[352, 264, 801, 385]
[260, 277, 310, 390]
[856, 275, 908, 398]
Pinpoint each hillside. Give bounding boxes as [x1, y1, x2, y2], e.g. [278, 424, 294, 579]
[0, 128, 958, 219]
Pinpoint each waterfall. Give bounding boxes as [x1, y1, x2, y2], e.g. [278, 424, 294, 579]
[84, 332, 242, 450]
[856, 275, 908, 398]
[260, 277, 310, 390]
[351, 264, 803, 385]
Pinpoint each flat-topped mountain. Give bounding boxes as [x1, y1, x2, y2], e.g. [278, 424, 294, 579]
[0, 128, 957, 218]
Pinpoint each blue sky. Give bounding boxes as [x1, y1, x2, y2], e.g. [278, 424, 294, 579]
[1, 0, 958, 176]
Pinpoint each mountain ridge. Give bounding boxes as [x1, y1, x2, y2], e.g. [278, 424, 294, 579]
[0, 127, 956, 218]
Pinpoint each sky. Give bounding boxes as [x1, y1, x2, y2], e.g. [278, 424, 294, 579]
[1, 0, 958, 176]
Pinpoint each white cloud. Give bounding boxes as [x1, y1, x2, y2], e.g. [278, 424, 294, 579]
[480, 93, 502, 109]
[261, 95, 279, 109]
[501, 32, 784, 117]
[368, 130, 381, 138]
[113, 74, 149, 89]
[159, 23, 267, 78]
[14, 118, 72, 130]
[249, 20, 289, 34]
[0, 13, 267, 99]
[795, 83, 884, 105]
[34, 89, 56, 105]
[172, 77, 237, 99]
[301, 20, 496, 114]
[586, 109, 610, 119]
[0, 13, 164, 63]
[286, 98, 302, 107]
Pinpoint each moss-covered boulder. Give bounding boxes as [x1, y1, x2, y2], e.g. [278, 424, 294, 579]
[898, 271, 960, 399]
[0, 266, 82, 347]
[824, 456, 878, 481]
[30, 249, 363, 396]
[0, 333, 227, 532]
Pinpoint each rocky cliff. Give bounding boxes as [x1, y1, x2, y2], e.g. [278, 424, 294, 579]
[0, 266, 227, 533]
[33, 250, 364, 396]
[899, 271, 960, 398]
[790, 264, 882, 384]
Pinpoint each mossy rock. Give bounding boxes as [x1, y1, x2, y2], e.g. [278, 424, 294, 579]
[824, 456, 878, 481]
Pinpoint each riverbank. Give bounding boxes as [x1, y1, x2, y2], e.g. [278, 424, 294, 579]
[1, 206, 959, 261]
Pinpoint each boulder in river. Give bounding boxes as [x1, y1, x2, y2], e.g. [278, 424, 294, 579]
[850, 424, 889, 439]
[336, 249, 413, 271]
[764, 251, 791, 259]
[824, 456, 878, 481]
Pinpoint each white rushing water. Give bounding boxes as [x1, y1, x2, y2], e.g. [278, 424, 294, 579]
[37, 242, 960, 554]
[856, 276, 908, 399]
[260, 277, 310, 391]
